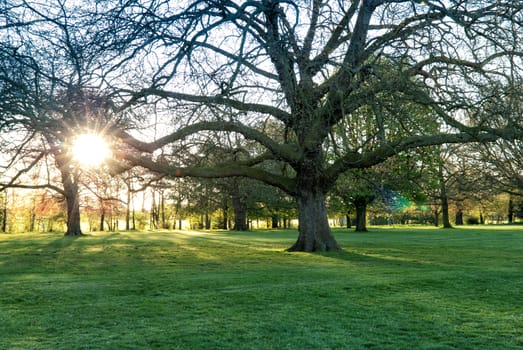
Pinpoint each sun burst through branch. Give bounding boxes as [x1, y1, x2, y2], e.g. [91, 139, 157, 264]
[71, 133, 112, 167]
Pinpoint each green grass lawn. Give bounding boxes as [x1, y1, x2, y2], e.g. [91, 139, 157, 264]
[1, 226, 522, 349]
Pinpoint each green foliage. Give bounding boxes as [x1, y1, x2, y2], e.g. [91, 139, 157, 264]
[1, 228, 522, 349]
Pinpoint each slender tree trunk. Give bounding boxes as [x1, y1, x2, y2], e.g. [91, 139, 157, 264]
[99, 198, 105, 231]
[29, 203, 36, 232]
[288, 189, 340, 252]
[150, 190, 158, 229]
[221, 200, 228, 230]
[1, 194, 6, 233]
[441, 197, 452, 228]
[160, 191, 167, 229]
[131, 189, 136, 230]
[1, 191, 7, 233]
[439, 164, 452, 228]
[125, 186, 131, 230]
[434, 210, 440, 227]
[100, 213, 105, 231]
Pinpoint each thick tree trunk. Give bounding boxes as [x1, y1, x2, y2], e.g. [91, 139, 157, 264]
[59, 166, 83, 236]
[271, 214, 279, 228]
[205, 212, 211, 229]
[63, 180, 82, 236]
[354, 199, 368, 232]
[65, 196, 82, 235]
[346, 211, 352, 229]
[455, 209, 464, 225]
[232, 191, 248, 231]
[288, 190, 340, 252]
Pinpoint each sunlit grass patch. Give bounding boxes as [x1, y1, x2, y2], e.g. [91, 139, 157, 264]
[1, 227, 522, 349]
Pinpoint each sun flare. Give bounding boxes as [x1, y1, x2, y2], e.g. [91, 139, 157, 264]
[71, 133, 112, 167]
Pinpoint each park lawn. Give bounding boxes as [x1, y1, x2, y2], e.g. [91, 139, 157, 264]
[0, 227, 522, 349]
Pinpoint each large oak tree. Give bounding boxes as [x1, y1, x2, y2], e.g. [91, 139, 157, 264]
[102, 0, 523, 251]
[2, 1, 523, 249]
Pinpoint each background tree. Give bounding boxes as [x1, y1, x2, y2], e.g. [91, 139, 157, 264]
[0, 190, 7, 232]
[333, 147, 432, 231]
[333, 171, 376, 232]
[479, 140, 523, 198]
[0, 1, 132, 235]
[430, 145, 462, 228]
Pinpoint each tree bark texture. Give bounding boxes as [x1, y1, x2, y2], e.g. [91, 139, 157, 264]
[288, 190, 340, 252]
[354, 200, 368, 232]
[1, 193, 6, 232]
[433, 211, 440, 227]
[439, 164, 453, 228]
[271, 214, 279, 228]
[441, 198, 452, 228]
[99, 205, 105, 231]
[205, 212, 211, 229]
[61, 169, 83, 236]
[221, 200, 228, 230]
[351, 195, 373, 232]
[232, 191, 248, 231]
[455, 209, 464, 225]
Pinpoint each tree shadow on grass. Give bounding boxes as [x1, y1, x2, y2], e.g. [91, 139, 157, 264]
[316, 248, 430, 269]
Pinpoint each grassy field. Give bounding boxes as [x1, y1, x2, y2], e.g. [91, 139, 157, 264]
[0, 226, 522, 349]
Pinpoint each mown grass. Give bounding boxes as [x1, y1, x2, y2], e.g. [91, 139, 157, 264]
[1, 226, 522, 349]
